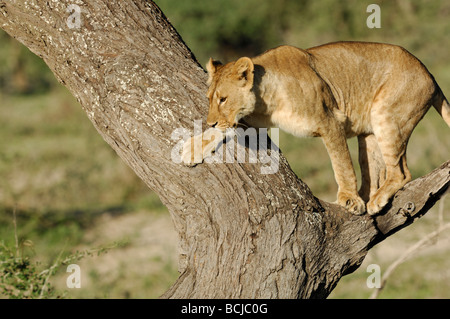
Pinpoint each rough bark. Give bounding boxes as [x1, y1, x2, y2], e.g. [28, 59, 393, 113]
[0, 0, 448, 299]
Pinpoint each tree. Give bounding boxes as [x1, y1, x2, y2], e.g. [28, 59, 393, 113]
[0, 0, 448, 298]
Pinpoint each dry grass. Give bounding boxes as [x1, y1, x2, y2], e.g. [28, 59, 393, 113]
[50, 210, 178, 299]
[1, 85, 449, 298]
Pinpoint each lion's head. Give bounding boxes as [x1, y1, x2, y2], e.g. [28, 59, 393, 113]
[205, 57, 256, 130]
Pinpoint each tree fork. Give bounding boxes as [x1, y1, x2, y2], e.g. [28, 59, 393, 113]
[1, 0, 448, 298]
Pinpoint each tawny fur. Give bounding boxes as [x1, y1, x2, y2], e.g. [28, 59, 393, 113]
[182, 41, 450, 215]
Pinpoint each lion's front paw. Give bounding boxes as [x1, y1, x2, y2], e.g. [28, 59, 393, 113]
[337, 192, 366, 215]
[181, 128, 225, 167]
[181, 135, 204, 166]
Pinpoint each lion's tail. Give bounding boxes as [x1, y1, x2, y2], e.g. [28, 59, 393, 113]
[433, 87, 450, 127]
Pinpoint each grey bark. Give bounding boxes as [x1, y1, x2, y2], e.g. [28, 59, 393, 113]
[0, 0, 448, 298]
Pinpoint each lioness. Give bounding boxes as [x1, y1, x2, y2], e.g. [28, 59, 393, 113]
[182, 42, 450, 215]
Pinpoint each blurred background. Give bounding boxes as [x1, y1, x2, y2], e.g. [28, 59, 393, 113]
[0, 0, 449, 298]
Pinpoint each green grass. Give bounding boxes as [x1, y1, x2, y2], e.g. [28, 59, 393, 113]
[0, 87, 172, 298]
[2, 86, 448, 299]
[0, 88, 165, 212]
[1, 0, 450, 297]
[330, 196, 450, 299]
[330, 234, 450, 299]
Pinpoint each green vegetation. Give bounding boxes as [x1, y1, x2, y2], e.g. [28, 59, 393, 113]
[0, 32, 56, 95]
[0, 226, 119, 298]
[1, 0, 449, 298]
[156, 0, 450, 72]
[0, 86, 173, 298]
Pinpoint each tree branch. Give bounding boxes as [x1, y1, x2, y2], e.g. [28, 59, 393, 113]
[370, 219, 450, 299]
[374, 160, 449, 241]
[0, 0, 448, 298]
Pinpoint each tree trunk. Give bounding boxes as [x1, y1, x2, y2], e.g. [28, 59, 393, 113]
[0, 0, 448, 298]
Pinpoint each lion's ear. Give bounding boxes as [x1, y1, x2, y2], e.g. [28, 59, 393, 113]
[233, 57, 254, 87]
[206, 58, 222, 84]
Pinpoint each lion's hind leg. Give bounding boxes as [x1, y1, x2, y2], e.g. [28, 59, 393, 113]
[366, 103, 420, 215]
[357, 134, 386, 203]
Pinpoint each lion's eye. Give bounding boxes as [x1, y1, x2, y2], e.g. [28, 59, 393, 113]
[219, 97, 227, 104]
